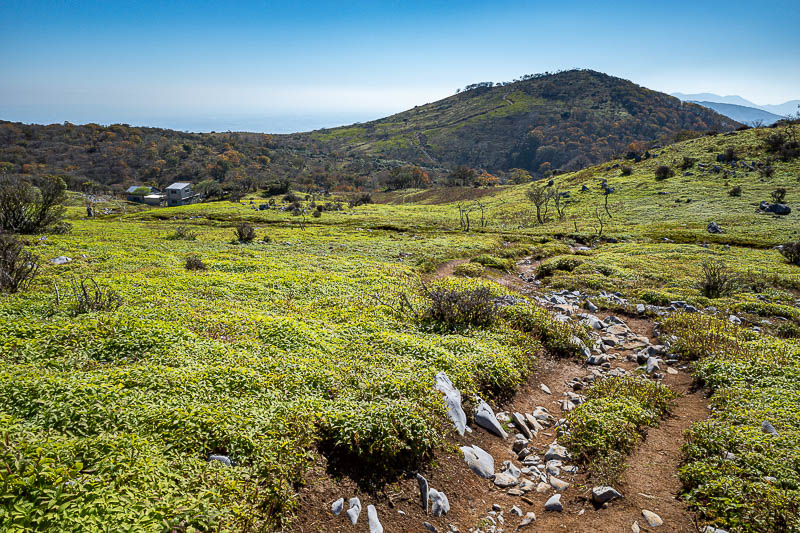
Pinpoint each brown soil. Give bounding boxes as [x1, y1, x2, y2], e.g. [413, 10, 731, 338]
[289, 259, 709, 532]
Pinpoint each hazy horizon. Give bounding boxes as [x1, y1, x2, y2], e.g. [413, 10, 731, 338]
[2, 0, 799, 133]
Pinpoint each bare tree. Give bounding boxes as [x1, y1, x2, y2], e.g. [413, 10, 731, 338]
[526, 184, 553, 224]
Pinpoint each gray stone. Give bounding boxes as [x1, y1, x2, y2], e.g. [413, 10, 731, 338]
[424, 522, 438, 533]
[510, 505, 523, 516]
[549, 476, 569, 491]
[475, 400, 509, 438]
[642, 509, 663, 527]
[586, 300, 599, 312]
[592, 486, 622, 505]
[416, 473, 429, 512]
[347, 497, 362, 525]
[544, 494, 562, 512]
[540, 383, 551, 394]
[636, 303, 646, 314]
[434, 372, 469, 436]
[517, 511, 537, 528]
[512, 438, 529, 453]
[764, 203, 791, 215]
[502, 460, 521, 479]
[429, 488, 450, 517]
[50, 256, 72, 265]
[208, 454, 231, 466]
[646, 356, 660, 374]
[706, 222, 722, 234]
[762, 421, 779, 435]
[493, 472, 518, 488]
[544, 443, 570, 462]
[460, 445, 495, 479]
[331, 497, 344, 515]
[512, 412, 533, 439]
[367, 504, 383, 533]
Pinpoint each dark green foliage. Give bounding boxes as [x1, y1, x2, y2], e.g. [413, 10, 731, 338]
[184, 255, 206, 271]
[620, 165, 633, 176]
[166, 225, 197, 240]
[781, 240, 800, 266]
[471, 254, 514, 271]
[0, 175, 68, 234]
[654, 165, 675, 181]
[718, 147, 737, 163]
[0, 233, 39, 293]
[235, 222, 255, 242]
[771, 187, 787, 204]
[728, 185, 742, 197]
[349, 193, 372, 207]
[680, 156, 696, 170]
[764, 131, 800, 161]
[536, 256, 584, 278]
[697, 260, 738, 298]
[503, 303, 590, 358]
[421, 285, 498, 330]
[63, 277, 123, 315]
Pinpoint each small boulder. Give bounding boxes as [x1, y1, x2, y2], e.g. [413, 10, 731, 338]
[475, 400, 509, 438]
[367, 504, 383, 533]
[762, 421, 779, 435]
[346, 497, 362, 525]
[50, 256, 72, 265]
[416, 473, 429, 512]
[592, 486, 622, 505]
[642, 509, 663, 527]
[208, 454, 231, 466]
[461, 445, 495, 479]
[544, 494, 563, 512]
[331, 497, 344, 516]
[706, 222, 723, 234]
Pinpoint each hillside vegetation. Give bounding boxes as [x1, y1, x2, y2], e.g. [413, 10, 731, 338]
[292, 69, 739, 173]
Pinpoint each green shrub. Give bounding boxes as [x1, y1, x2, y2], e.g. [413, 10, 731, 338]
[453, 262, 485, 277]
[697, 260, 738, 298]
[235, 222, 255, 242]
[421, 284, 499, 331]
[166, 225, 197, 240]
[0, 233, 39, 293]
[529, 242, 572, 260]
[654, 165, 675, 181]
[470, 254, 514, 271]
[503, 303, 590, 358]
[536, 255, 584, 278]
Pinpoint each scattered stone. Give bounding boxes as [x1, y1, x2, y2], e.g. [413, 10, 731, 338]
[416, 473, 429, 513]
[535, 481, 550, 493]
[549, 476, 569, 491]
[331, 497, 344, 516]
[666, 367, 678, 375]
[642, 509, 663, 527]
[632, 521, 640, 533]
[510, 505, 523, 516]
[475, 400, 509, 438]
[540, 383, 551, 394]
[592, 486, 622, 505]
[512, 412, 533, 439]
[367, 504, 383, 533]
[544, 443, 570, 462]
[346, 497, 362, 525]
[507, 488, 523, 496]
[460, 445, 495, 479]
[762, 421, 778, 435]
[544, 494, 562, 512]
[50, 256, 72, 265]
[493, 472, 518, 488]
[434, 372, 469, 436]
[706, 222, 723, 234]
[208, 454, 231, 466]
[516, 511, 537, 529]
[636, 303, 645, 314]
[646, 356, 660, 374]
[521, 496, 535, 505]
[424, 522, 438, 533]
[429, 488, 450, 517]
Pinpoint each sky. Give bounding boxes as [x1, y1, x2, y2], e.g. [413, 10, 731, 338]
[1, 0, 798, 133]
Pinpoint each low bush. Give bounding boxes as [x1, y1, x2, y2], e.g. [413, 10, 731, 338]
[620, 165, 633, 176]
[503, 303, 590, 358]
[529, 242, 572, 260]
[61, 277, 123, 315]
[697, 260, 738, 298]
[184, 255, 206, 271]
[728, 185, 742, 197]
[718, 147, 737, 163]
[536, 256, 584, 278]
[166, 225, 197, 240]
[654, 165, 675, 181]
[561, 376, 675, 482]
[771, 187, 787, 204]
[235, 222, 256, 242]
[0, 175, 68, 234]
[781, 240, 800, 266]
[680, 156, 696, 170]
[420, 284, 498, 331]
[453, 262, 485, 277]
[470, 254, 514, 271]
[0, 233, 39, 293]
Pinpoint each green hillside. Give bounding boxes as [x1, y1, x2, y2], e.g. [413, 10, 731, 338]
[291, 69, 740, 173]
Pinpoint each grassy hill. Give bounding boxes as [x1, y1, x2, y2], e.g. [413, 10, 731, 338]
[291, 69, 740, 174]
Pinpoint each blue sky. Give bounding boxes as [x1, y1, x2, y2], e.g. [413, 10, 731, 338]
[1, 0, 798, 132]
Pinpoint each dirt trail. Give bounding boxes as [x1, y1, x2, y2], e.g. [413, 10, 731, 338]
[291, 258, 709, 532]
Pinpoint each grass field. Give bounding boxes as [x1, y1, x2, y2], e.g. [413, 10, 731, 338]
[1, 125, 799, 531]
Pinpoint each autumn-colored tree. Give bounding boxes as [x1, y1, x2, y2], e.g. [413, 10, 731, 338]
[387, 165, 430, 189]
[473, 171, 499, 187]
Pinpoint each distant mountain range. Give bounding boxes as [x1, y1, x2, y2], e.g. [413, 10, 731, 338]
[672, 92, 800, 121]
[687, 101, 784, 126]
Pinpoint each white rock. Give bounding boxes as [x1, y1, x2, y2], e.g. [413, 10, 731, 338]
[642, 509, 663, 527]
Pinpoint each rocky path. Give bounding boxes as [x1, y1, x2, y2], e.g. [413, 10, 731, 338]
[292, 258, 709, 532]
